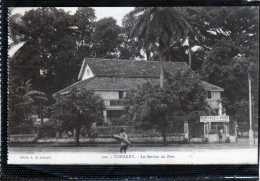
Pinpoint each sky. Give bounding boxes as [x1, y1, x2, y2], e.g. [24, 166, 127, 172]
[10, 7, 134, 26]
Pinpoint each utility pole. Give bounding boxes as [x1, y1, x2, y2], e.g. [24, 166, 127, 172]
[248, 73, 254, 145]
[183, 36, 191, 68]
[188, 45, 192, 69]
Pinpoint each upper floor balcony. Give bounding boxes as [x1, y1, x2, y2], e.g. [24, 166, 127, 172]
[104, 99, 125, 109]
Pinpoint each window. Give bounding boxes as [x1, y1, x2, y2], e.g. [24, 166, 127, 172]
[119, 91, 124, 99]
[207, 91, 212, 99]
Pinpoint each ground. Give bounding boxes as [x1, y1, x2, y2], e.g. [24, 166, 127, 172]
[8, 138, 258, 165]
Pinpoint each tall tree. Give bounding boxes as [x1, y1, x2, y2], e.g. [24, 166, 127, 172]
[9, 78, 48, 134]
[92, 17, 121, 58]
[201, 39, 258, 129]
[199, 7, 259, 129]
[25, 90, 48, 138]
[51, 88, 104, 145]
[168, 7, 259, 69]
[118, 14, 144, 60]
[9, 79, 33, 134]
[203, 7, 258, 50]
[125, 69, 210, 145]
[129, 7, 193, 88]
[9, 8, 89, 96]
[74, 7, 96, 60]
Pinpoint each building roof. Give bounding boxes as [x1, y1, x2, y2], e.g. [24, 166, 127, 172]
[55, 77, 159, 95]
[55, 77, 223, 96]
[200, 81, 224, 92]
[78, 58, 188, 79]
[55, 58, 224, 96]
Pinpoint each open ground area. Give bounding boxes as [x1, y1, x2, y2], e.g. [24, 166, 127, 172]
[8, 139, 258, 165]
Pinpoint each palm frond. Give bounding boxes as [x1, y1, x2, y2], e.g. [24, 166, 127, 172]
[25, 90, 47, 97]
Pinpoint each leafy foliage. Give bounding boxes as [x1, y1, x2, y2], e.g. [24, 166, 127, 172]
[129, 7, 195, 88]
[9, 79, 48, 134]
[125, 69, 210, 144]
[129, 7, 194, 60]
[92, 17, 121, 58]
[201, 39, 258, 128]
[10, 8, 89, 96]
[195, 7, 259, 129]
[118, 14, 144, 60]
[74, 7, 96, 59]
[50, 88, 104, 144]
[9, 7, 258, 136]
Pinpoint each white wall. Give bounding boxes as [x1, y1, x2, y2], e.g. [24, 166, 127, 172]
[211, 91, 221, 99]
[95, 91, 119, 100]
[82, 65, 94, 80]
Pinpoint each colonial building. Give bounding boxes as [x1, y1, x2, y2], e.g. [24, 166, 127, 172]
[54, 58, 230, 142]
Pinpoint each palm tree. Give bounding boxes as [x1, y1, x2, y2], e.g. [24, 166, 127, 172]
[9, 79, 48, 135]
[24, 90, 48, 138]
[10, 80, 34, 131]
[130, 7, 193, 88]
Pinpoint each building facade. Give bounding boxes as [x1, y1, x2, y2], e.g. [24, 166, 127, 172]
[55, 58, 230, 142]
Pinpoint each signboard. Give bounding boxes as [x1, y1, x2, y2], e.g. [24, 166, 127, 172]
[200, 115, 229, 123]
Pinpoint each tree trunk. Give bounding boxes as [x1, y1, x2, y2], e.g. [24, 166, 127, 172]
[36, 107, 44, 139]
[146, 50, 150, 61]
[59, 130, 62, 138]
[162, 132, 167, 146]
[75, 127, 80, 145]
[56, 130, 62, 138]
[159, 53, 164, 88]
[162, 117, 168, 145]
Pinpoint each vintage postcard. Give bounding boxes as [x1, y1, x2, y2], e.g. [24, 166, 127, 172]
[7, 7, 258, 165]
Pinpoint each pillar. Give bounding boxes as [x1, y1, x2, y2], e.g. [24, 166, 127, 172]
[234, 121, 238, 137]
[218, 102, 223, 115]
[103, 110, 107, 123]
[204, 122, 209, 138]
[208, 122, 211, 133]
[73, 128, 76, 137]
[203, 123, 207, 138]
[224, 123, 229, 136]
[184, 121, 189, 140]
[248, 73, 254, 145]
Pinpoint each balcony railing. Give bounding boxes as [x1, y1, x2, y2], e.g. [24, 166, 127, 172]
[110, 99, 125, 106]
[104, 99, 125, 106]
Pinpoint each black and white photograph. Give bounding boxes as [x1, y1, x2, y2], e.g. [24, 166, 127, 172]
[7, 7, 258, 165]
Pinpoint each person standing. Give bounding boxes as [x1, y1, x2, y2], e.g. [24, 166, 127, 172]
[119, 128, 130, 153]
[90, 121, 97, 138]
[235, 122, 238, 143]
